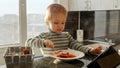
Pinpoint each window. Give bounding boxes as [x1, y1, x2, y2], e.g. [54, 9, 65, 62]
[27, 0, 54, 38]
[0, 0, 55, 46]
[0, 0, 19, 45]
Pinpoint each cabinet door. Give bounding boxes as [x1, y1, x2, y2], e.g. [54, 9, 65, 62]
[91, 0, 102, 10]
[89, 0, 120, 10]
[113, 0, 120, 10]
[57, 0, 69, 11]
[68, 0, 120, 11]
[91, 0, 113, 10]
[69, 0, 88, 11]
[69, 0, 114, 11]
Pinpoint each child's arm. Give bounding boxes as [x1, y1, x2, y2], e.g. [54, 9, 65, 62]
[44, 39, 54, 49]
[26, 33, 48, 48]
[66, 32, 102, 55]
[26, 36, 44, 48]
[26, 32, 55, 49]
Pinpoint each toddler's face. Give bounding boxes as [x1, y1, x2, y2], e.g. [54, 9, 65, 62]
[48, 13, 67, 34]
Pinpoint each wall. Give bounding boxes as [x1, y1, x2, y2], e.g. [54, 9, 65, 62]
[64, 11, 78, 39]
[65, 11, 95, 40]
[65, 11, 120, 44]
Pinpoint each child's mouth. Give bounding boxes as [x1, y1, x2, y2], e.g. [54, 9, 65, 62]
[57, 29, 62, 32]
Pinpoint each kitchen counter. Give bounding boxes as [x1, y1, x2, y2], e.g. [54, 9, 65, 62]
[0, 55, 96, 68]
[32, 55, 97, 68]
[33, 54, 120, 68]
[1, 54, 120, 68]
[32, 41, 120, 68]
[2, 40, 120, 68]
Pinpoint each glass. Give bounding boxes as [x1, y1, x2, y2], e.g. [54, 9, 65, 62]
[27, 0, 54, 38]
[0, 0, 20, 45]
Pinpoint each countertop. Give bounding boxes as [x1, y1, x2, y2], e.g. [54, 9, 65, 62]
[2, 40, 120, 68]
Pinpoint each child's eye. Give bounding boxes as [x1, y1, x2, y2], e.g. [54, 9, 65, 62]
[54, 22, 58, 24]
[53, 22, 65, 25]
[62, 22, 65, 24]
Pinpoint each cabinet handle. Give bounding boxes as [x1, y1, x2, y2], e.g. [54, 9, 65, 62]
[85, 0, 91, 10]
[113, 0, 118, 8]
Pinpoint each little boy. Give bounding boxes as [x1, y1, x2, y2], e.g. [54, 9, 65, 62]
[27, 4, 102, 56]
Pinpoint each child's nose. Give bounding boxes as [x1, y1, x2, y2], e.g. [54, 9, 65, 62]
[57, 24, 62, 27]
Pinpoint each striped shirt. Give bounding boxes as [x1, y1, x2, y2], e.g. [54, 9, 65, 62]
[27, 30, 91, 55]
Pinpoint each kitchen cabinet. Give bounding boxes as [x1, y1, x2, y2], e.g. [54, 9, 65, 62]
[93, 0, 113, 10]
[92, 0, 120, 10]
[113, 0, 120, 10]
[68, 0, 120, 11]
[56, 0, 69, 11]
[69, 0, 89, 11]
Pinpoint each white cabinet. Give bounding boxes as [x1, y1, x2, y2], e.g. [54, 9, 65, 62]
[68, 0, 120, 11]
[69, 0, 88, 11]
[92, 0, 113, 10]
[55, 0, 69, 11]
[93, 0, 120, 10]
[113, 0, 120, 10]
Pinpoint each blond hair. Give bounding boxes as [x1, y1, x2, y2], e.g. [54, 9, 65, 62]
[44, 4, 67, 25]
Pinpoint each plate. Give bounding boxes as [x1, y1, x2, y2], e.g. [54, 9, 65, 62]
[49, 49, 85, 61]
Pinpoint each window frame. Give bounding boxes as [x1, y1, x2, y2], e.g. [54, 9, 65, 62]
[0, 0, 59, 47]
[19, 0, 27, 46]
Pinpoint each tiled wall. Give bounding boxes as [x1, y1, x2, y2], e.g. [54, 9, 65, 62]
[65, 11, 120, 44]
[64, 11, 95, 40]
[80, 11, 95, 40]
[64, 11, 78, 39]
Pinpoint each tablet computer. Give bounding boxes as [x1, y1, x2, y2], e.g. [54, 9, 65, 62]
[87, 44, 120, 68]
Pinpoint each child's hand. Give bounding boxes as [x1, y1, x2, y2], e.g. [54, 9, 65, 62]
[44, 40, 54, 49]
[89, 46, 102, 55]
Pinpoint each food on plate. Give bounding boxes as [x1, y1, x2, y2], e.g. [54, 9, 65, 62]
[52, 50, 76, 58]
